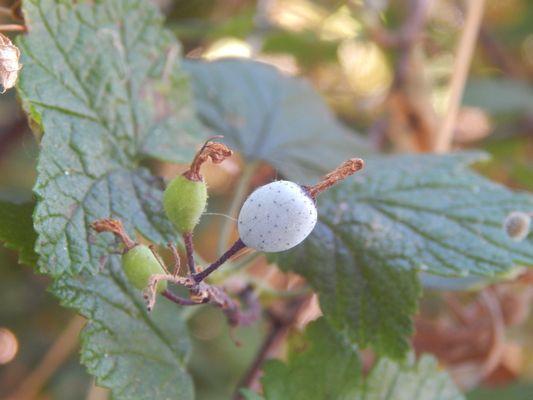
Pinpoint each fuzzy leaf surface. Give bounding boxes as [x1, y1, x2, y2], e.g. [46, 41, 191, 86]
[260, 319, 360, 400]
[17, 0, 199, 398]
[358, 355, 464, 400]
[277, 153, 533, 358]
[52, 258, 194, 400]
[18, 0, 204, 277]
[0, 199, 194, 399]
[248, 320, 463, 400]
[184, 58, 372, 184]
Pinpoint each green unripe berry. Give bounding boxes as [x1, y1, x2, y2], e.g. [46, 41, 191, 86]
[122, 245, 167, 293]
[163, 175, 208, 233]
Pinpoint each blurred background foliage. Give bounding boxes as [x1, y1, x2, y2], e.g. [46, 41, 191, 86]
[0, 0, 531, 399]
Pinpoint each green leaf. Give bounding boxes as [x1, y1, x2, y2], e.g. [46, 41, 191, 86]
[249, 320, 463, 400]
[53, 258, 194, 399]
[17, 0, 205, 277]
[0, 199, 194, 399]
[359, 354, 464, 400]
[0, 200, 38, 266]
[277, 153, 533, 358]
[17, 0, 200, 397]
[184, 58, 373, 184]
[260, 319, 360, 400]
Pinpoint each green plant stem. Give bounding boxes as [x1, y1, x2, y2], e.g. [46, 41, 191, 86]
[217, 161, 259, 257]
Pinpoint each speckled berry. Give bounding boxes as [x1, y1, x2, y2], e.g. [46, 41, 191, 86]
[238, 180, 317, 252]
[122, 245, 167, 293]
[504, 211, 531, 241]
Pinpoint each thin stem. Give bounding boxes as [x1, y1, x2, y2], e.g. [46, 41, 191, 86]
[233, 298, 306, 399]
[149, 244, 170, 275]
[233, 313, 284, 400]
[162, 290, 198, 306]
[434, 0, 486, 153]
[0, 24, 26, 31]
[194, 238, 247, 282]
[167, 242, 183, 277]
[208, 250, 260, 284]
[182, 232, 196, 274]
[91, 219, 136, 250]
[217, 161, 259, 257]
[305, 158, 364, 199]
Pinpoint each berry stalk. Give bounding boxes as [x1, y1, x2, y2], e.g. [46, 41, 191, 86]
[305, 158, 364, 199]
[193, 238, 247, 282]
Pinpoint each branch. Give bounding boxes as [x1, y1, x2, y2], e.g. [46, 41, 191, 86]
[434, 0, 486, 153]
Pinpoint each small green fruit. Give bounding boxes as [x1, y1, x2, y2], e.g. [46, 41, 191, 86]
[122, 245, 167, 293]
[163, 175, 208, 233]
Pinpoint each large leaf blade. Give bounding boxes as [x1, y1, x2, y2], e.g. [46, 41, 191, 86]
[18, 0, 204, 277]
[277, 153, 533, 358]
[184, 58, 373, 184]
[360, 355, 464, 400]
[17, 0, 200, 398]
[247, 319, 463, 400]
[53, 259, 194, 399]
[260, 319, 360, 400]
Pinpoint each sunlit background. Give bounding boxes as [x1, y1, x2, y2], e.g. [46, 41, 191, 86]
[0, 0, 532, 399]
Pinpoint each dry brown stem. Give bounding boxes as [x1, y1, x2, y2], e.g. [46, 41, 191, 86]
[90, 218, 136, 250]
[183, 136, 233, 181]
[305, 158, 364, 199]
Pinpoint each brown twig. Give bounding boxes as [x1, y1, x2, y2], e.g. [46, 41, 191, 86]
[233, 314, 284, 400]
[305, 158, 364, 199]
[90, 219, 136, 250]
[362, 0, 436, 152]
[233, 299, 304, 400]
[434, 0, 486, 153]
